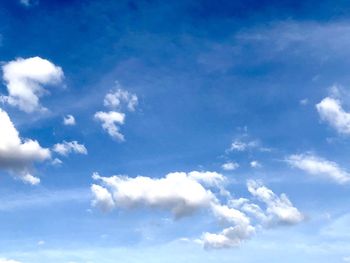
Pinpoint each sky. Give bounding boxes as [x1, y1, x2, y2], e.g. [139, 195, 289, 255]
[1, 0, 350, 262]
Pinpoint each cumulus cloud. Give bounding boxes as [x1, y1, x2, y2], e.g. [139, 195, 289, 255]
[1, 57, 64, 113]
[316, 97, 350, 135]
[63, 115, 76, 126]
[104, 85, 138, 112]
[91, 171, 215, 218]
[94, 111, 125, 141]
[247, 180, 304, 225]
[221, 161, 239, 171]
[286, 154, 350, 184]
[0, 108, 50, 184]
[53, 141, 87, 156]
[91, 171, 303, 249]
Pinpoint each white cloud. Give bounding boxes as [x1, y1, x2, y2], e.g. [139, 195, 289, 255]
[91, 171, 215, 218]
[91, 184, 115, 212]
[53, 141, 87, 156]
[316, 97, 350, 135]
[91, 170, 303, 249]
[187, 171, 225, 188]
[202, 224, 255, 249]
[0, 108, 50, 184]
[250, 160, 261, 168]
[51, 158, 63, 166]
[104, 86, 138, 112]
[247, 180, 304, 225]
[94, 111, 125, 141]
[1, 57, 64, 113]
[286, 154, 350, 184]
[229, 140, 254, 151]
[221, 161, 239, 171]
[63, 115, 76, 126]
[0, 259, 21, 263]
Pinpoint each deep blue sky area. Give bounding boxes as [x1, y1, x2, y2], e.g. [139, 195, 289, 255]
[1, 0, 350, 262]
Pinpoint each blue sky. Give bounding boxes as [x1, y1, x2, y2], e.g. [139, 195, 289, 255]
[1, 0, 350, 262]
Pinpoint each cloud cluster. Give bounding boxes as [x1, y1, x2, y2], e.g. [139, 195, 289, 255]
[286, 154, 350, 184]
[94, 84, 137, 141]
[1, 57, 64, 113]
[0, 108, 50, 184]
[91, 171, 303, 249]
[53, 141, 87, 156]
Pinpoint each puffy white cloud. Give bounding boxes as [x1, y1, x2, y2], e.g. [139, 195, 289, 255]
[247, 180, 304, 225]
[221, 161, 239, 171]
[1, 57, 64, 113]
[250, 160, 261, 168]
[316, 97, 350, 135]
[104, 86, 138, 112]
[286, 154, 350, 184]
[63, 115, 76, 126]
[94, 111, 125, 141]
[0, 108, 50, 184]
[91, 171, 215, 218]
[53, 141, 87, 156]
[0, 258, 22, 263]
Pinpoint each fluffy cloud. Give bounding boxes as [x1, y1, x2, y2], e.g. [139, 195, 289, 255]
[91, 171, 303, 249]
[247, 180, 304, 225]
[1, 57, 64, 113]
[221, 161, 239, 171]
[91, 172, 215, 218]
[286, 154, 350, 184]
[104, 86, 138, 112]
[0, 108, 50, 184]
[53, 141, 87, 156]
[94, 111, 125, 141]
[63, 115, 76, 126]
[316, 97, 350, 135]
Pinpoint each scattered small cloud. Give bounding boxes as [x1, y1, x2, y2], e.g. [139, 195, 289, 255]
[221, 161, 239, 171]
[250, 160, 261, 168]
[286, 153, 350, 184]
[104, 83, 138, 112]
[63, 115, 76, 126]
[94, 111, 125, 141]
[53, 141, 87, 156]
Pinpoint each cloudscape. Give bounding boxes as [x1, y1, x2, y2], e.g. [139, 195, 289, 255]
[1, 0, 350, 262]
